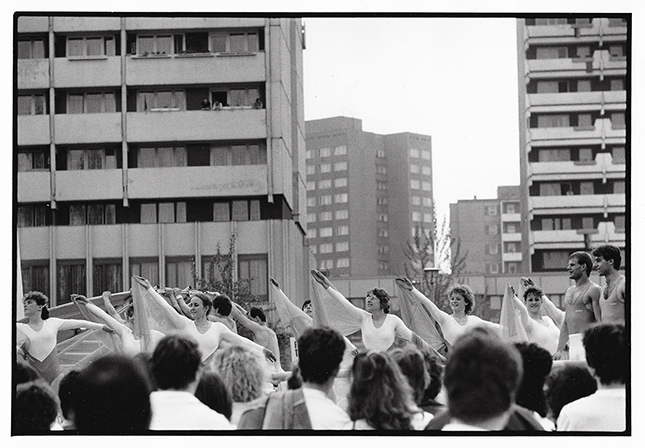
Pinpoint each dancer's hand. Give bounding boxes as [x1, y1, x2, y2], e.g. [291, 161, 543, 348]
[270, 278, 280, 289]
[395, 277, 414, 291]
[133, 275, 153, 290]
[520, 277, 534, 288]
[311, 270, 332, 290]
[263, 348, 277, 363]
[71, 294, 89, 305]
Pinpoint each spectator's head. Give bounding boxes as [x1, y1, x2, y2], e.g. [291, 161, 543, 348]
[513, 342, 553, 417]
[287, 365, 303, 390]
[444, 327, 523, 428]
[569, 251, 594, 277]
[249, 307, 267, 323]
[58, 370, 82, 422]
[13, 381, 59, 434]
[348, 351, 417, 430]
[544, 364, 597, 422]
[151, 335, 202, 391]
[15, 360, 41, 385]
[366, 288, 391, 314]
[421, 349, 444, 403]
[212, 345, 267, 403]
[132, 351, 156, 391]
[301, 299, 313, 316]
[212, 294, 233, 316]
[390, 346, 429, 405]
[448, 284, 475, 315]
[592, 244, 622, 273]
[584, 323, 626, 385]
[22, 291, 49, 319]
[195, 371, 233, 421]
[297, 327, 346, 385]
[74, 355, 151, 434]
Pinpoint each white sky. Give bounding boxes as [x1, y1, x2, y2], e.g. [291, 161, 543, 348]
[303, 17, 521, 223]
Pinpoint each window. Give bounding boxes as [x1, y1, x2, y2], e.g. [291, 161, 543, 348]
[541, 217, 571, 231]
[319, 244, 333, 254]
[410, 180, 420, 190]
[534, 18, 567, 25]
[130, 258, 159, 286]
[376, 149, 386, 158]
[377, 181, 387, 190]
[608, 18, 627, 27]
[423, 198, 433, 207]
[378, 245, 390, 255]
[210, 31, 261, 54]
[614, 215, 625, 230]
[306, 181, 315, 191]
[410, 164, 420, 174]
[334, 193, 348, 204]
[543, 251, 571, 270]
[578, 148, 594, 162]
[486, 224, 498, 235]
[308, 228, 317, 239]
[334, 145, 347, 156]
[504, 203, 518, 214]
[536, 80, 559, 93]
[609, 45, 624, 58]
[411, 196, 421, 206]
[319, 195, 332, 206]
[488, 263, 499, 274]
[377, 197, 388, 206]
[18, 94, 46, 116]
[336, 225, 349, 236]
[17, 204, 48, 227]
[319, 227, 333, 238]
[210, 86, 262, 108]
[66, 147, 120, 170]
[319, 259, 334, 270]
[307, 213, 316, 223]
[611, 112, 625, 129]
[138, 90, 185, 111]
[575, 46, 592, 59]
[213, 203, 230, 222]
[487, 244, 499, 255]
[580, 181, 594, 196]
[334, 162, 347, 171]
[18, 148, 49, 172]
[68, 36, 117, 57]
[306, 197, 316, 207]
[137, 34, 173, 55]
[610, 79, 625, 91]
[320, 164, 331, 173]
[505, 262, 519, 274]
[577, 79, 592, 92]
[305, 149, 316, 159]
[376, 166, 387, 174]
[67, 91, 117, 114]
[423, 213, 432, 223]
[422, 166, 431, 176]
[378, 214, 388, 222]
[422, 182, 432, 191]
[317, 180, 331, 189]
[504, 223, 518, 234]
[378, 261, 389, 271]
[67, 203, 116, 226]
[577, 114, 593, 128]
[536, 46, 568, 59]
[412, 212, 421, 222]
[613, 180, 625, 194]
[421, 150, 431, 160]
[21, 262, 50, 298]
[337, 258, 350, 268]
[166, 258, 195, 288]
[336, 242, 349, 252]
[335, 210, 348, 220]
[58, 261, 86, 305]
[319, 147, 331, 158]
[582, 217, 595, 230]
[232, 200, 249, 221]
[537, 114, 570, 128]
[93, 260, 122, 295]
[612, 146, 625, 164]
[18, 38, 46, 59]
[539, 148, 570, 162]
[139, 202, 185, 223]
[319, 211, 332, 221]
[504, 242, 519, 253]
[539, 182, 570, 196]
[135, 146, 187, 168]
[334, 178, 348, 188]
[306, 165, 316, 176]
[409, 148, 419, 158]
[378, 228, 388, 238]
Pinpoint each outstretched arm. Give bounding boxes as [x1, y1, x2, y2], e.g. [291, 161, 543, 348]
[540, 293, 565, 328]
[132, 275, 188, 330]
[396, 277, 451, 326]
[56, 317, 116, 334]
[72, 295, 130, 339]
[230, 306, 266, 335]
[555, 317, 569, 358]
[167, 288, 192, 319]
[101, 291, 127, 325]
[311, 269, 367, 324]
[511, 294, 531, 330]
[219, 328, 277, 362]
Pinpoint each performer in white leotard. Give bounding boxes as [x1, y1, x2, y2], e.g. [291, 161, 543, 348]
[132, 275, 275, 366]
[16, 291, 115, 390]
[395, 278, 499, 347]
[511, 285, 563, 356]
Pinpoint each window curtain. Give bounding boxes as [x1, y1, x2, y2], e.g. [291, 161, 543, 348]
[58, 263, 86, 305]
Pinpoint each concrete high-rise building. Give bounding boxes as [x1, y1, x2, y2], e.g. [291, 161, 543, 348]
[449, 186, 522, 275]
[516, 17, 628, 272]
[16, 15, 310, 316]
[305, 117, 434, 278]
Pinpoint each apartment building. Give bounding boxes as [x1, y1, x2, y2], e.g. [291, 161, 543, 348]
[516, 17, 628, 272]
[305, 117, 434, 278]
[16, 15, 310, 314]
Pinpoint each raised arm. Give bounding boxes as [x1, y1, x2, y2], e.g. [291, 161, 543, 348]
[101, 291, 127, 325]
[540, 293, 565, 328]
[230, 306, 267, 337]
[219, 326, 276, 362]
[132, 275, 188, 330]
[311, 269, 367, 324]
[511, 294, 531, 330]
[72, 295, 131, 339]
[395, 277, 451, 326]
[167, 288, 192, 319]
[555, 317, 569, 358]
[56, 317, 115, 334]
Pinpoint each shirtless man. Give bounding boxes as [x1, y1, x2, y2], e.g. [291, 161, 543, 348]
[231, 305, 282, 369]
[592, 245, 626, 325]
[207, 294, 238, 333]
[555, 251, 602, 361]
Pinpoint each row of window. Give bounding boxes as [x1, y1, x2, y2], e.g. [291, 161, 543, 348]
[18, 85, 265, 116]
[305, 146, 347, 159]
[411, 196, 433, 207]
[532, 214, 625, 231]
[484, 222, 521, 235]
[527, 43, 625, 60]
[17, 142, 266, 172]
[409, 148, 431, 160]
[484, 261, 521, 275]
[525, 18, 626, 27]
[530, 112, 625, 129]
[21, 254, 268, 305]
[311, 242, 351, 254]
[308, 226, 349, 239]
[411, 212, 433, 223]
[485, 242, 522, 255]
[531, 179, 625, 196]
[410, 164, 432, 176]
[17, 197, 291, 227]
[306, 178, 348, 191]
[307, 209, 349, 223]
[317, 258, 351, 270]
[307, 194, 348, 207]
[527, 77, 625, 94]
[529, 146, 626, 164]
[18, 30, 264, 60]
[306, 161, 348, 175]
[410, 180, 432, 191]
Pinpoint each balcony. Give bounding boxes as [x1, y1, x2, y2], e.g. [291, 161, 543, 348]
[54, 56, 122, 88]
[501, 213, 521, 222]
[528, 91, 626, 113]
[127, 165, 268, 199]
[126, 108, 266, 143]
[18, 115, 50, 146]
[90, 225, 124, 258]
[55, 169, 123, 201]
[527, 57, 592, 77]
[162, 223, 196, 256]
[527, 23, 576, 39]
[55, 226, 87, 259]
[18, 59, 50, 89]
[530, 193, 625, 214]
[501, 232, 522, 242]
[17, 16, 49, 33]
[18, 227, 51, 259]
[52, 16, 121, 32]
[530, 221, 625, 249]
[54, 113, 122, 145]
[124, 17, 266, 30]
[126, 224, 160, 257]
[502, 252, 523, 262]
[529, 153, 625, 182]
[17, 171, 51, 202]
[126, 52, 265, 85]
[529, 118, 626, 146]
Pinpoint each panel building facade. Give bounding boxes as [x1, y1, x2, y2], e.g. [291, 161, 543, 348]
[305, 117, 434, 278]
[516, 17, 628, 272]
[16, 16, 311, 315]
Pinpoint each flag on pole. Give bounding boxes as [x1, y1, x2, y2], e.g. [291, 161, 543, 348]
[500, 284, 528, 343]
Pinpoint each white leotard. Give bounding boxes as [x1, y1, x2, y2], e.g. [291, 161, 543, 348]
[527, 316, 560, 355]
[361, 313, 412, 352]
[184, 321, 231, 362]
[439, 315, 500, 347]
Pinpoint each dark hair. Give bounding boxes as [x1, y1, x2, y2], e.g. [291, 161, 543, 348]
[132, 351, 156, 391]
[513, 342, 553, 417]
[421, 349, 444, 402]
[212, 294, 233, 316]
[390, 346, 428, 405]
[523, 286, 543, 300]
[15, 360, 41, 385]
[368, 288, 391, 314]
[195, 371, 233, 421]
[348, 351, 417, 430]
[287, 365, 303, 390]
[570, 251, 594, 276]
[58, 370, 82, 420]
[592, 244, 622, 270]
[23, 291, 50, 319]
[297, 327, 345, 384]
[444, 327, 523, 423]
[13, 381, 59, 434]
[301, 299, 312, 311]
[447, 284, 475, 314]
[584, 323, 626, 385]
[75, 355, 151, 434]
[249, 307, 266, 322]
[151, 335, 202, 390]
[545, 364, 597, 421]
[191, 293, 213, 314]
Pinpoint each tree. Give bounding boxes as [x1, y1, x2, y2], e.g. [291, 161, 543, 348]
[403, 217, 467, 313]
